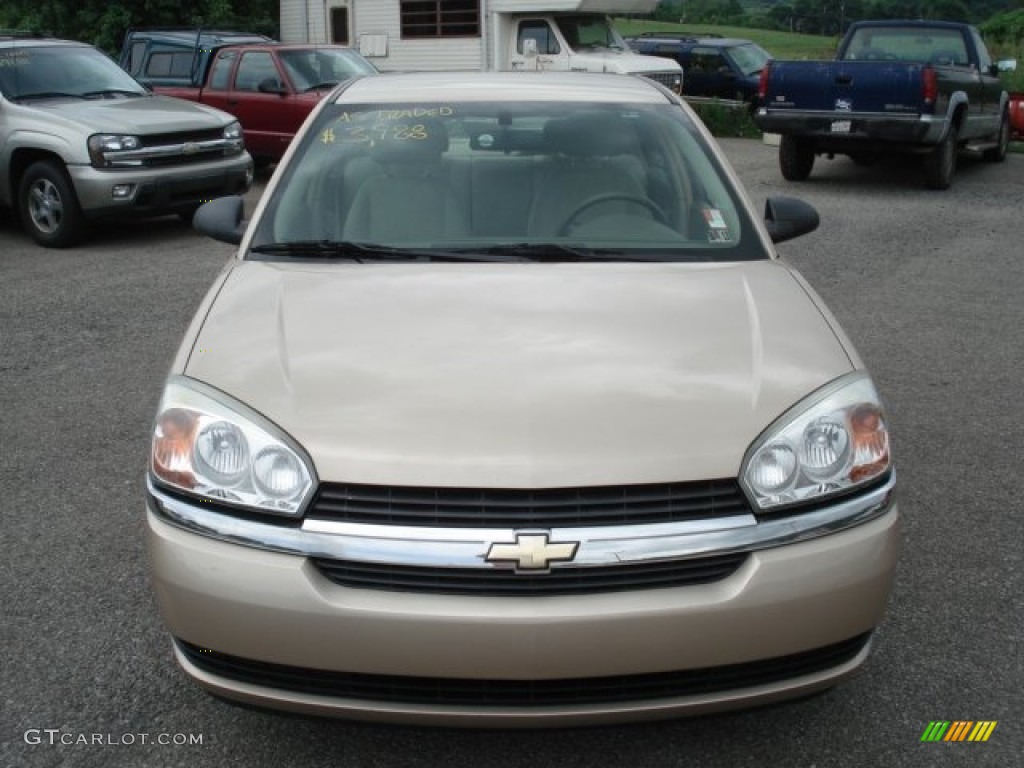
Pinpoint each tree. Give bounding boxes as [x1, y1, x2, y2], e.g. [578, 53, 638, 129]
[0, 0, 279, 54]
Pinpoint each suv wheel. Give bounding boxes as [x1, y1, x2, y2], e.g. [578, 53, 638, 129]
[779, 136, 815, 181]
[18, 161, 87, 247]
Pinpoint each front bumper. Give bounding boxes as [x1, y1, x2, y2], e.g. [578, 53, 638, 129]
[145, 478, 899, 726]
[68, 153, 254, 218]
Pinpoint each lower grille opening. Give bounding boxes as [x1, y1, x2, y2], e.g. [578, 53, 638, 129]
[177, 633, 871, 707]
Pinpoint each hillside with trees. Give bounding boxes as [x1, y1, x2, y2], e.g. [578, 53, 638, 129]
[0, 0, 278, 54]
[652, 1, 1024, 40]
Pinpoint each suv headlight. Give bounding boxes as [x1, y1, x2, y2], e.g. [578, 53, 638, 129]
[740, 372, 891, 512]
[150, 377, 316, 517]
[223, 121, 243, 144]
[88, 134, 142, 167]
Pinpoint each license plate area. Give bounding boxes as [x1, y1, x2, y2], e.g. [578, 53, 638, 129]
[830, 120, 853, 133]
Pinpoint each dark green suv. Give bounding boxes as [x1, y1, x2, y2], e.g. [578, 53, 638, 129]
[625, 34, 771, 104]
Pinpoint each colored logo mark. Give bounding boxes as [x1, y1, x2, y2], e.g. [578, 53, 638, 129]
[920, 721, 997, 742]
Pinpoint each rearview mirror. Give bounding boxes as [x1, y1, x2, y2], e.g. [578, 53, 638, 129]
[194, 196, 247, 245]
[764, 196, 819, 244]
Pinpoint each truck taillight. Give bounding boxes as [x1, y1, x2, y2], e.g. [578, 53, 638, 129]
[922, 66, 938, 106]
[759, 64, 771, 102]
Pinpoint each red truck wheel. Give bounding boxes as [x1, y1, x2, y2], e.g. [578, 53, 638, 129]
[779, 136, 814, 181]
[1010, 93, 1024, 141]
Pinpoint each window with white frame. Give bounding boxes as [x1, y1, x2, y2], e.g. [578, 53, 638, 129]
[400, 0, 479, 39]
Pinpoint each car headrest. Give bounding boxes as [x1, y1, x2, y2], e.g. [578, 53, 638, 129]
[544, 113, 638, 157]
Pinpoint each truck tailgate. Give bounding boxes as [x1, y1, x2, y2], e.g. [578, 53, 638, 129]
[764, 60, 926, 114]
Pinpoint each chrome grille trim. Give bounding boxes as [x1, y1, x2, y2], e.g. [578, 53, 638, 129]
[147, 474, 895, 571]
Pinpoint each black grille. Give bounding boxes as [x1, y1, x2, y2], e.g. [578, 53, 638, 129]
[177, 633, 871, 707]
[308, 479, 751, 528]
[143, 151, 230, 168]
[141, 128, 226, 146]
[312, 553, 748, 596]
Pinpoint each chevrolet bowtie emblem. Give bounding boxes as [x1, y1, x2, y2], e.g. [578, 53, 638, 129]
[486, 533, 579, 571]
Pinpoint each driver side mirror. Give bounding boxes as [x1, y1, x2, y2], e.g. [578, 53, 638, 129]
[194, 195, 247, 245]
[764, 196, 819, 244]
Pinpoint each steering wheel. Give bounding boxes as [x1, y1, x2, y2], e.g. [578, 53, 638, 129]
[558, 193, 669, 236]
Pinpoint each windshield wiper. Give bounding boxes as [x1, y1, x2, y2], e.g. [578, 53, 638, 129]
[457, 243, 678, 262]
[82, 89, 146, 99]
[15, 91, 85, 101]
[302, 81, 339, 92]
[249, 240, 530, 262]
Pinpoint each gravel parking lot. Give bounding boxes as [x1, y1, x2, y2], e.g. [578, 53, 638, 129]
[1, 139, 1021, 768]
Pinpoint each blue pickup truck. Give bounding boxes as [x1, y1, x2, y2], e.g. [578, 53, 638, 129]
[754, 20, 1010, 189]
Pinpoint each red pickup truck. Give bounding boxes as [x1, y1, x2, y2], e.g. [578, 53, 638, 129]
[120, 31, 377, 166]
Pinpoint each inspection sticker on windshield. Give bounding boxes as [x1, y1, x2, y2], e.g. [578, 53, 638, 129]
[702, 208, 731, 242]
[703, 208, 727, 229]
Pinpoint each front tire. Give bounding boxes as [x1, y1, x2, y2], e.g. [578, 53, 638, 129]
[18, 160, 87, 247]
[983, 111, 1010, 162]
[779, 136, 815, 181]
[924, 124, 958, 190]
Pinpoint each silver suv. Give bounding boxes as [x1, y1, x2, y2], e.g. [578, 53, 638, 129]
[0, 35, 253, 247]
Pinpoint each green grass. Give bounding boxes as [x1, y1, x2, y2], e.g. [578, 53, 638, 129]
[613, 19, 838, 60]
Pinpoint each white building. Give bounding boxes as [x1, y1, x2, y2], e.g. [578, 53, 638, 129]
[278, 1, 663, 74]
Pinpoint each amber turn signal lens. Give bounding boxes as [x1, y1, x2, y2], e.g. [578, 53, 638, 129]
[152, 408, 199, 489]
[849, 404, 889, 482]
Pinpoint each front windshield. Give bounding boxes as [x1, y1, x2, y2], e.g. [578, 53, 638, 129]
[0, 45, 146, 100]
[278, 48, 378, 91]
[729, 43, 771, 76]
[253, 99, 764, 262]
[554, 15, 624, 51]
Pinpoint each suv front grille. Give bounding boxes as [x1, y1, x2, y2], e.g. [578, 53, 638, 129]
[307, 479, 752, 528]
[642, 71, 683, 92]
[177, 633, 872, 707]
[142, 128, 225, 145]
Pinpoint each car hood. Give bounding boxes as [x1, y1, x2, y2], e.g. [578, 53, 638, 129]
[184, 260, 854, 488]
[31, 94, 231, 132]
[569, 49, 681, 75]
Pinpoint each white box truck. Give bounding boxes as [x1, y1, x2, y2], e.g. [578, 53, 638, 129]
[280, 0, 682, 92]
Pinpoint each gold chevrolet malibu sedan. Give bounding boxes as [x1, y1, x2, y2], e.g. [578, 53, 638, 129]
[146, 71, 899, 726]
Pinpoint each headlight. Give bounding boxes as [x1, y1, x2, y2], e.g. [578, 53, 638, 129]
[88, 134, 142, 167]
[150, 377, 315, 517]
[741, 372, 891, 511]
[223, 121, 242, 141]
